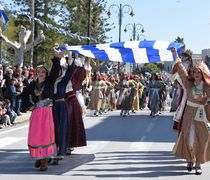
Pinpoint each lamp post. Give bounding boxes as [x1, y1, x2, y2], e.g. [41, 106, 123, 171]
[124, 23, 145, 41]
[124, 23, 145, 73]
[107, 4, 134, 73]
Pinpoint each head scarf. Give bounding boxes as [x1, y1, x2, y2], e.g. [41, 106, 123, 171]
[193, 60, 210, 85]
[36, 65, 49, 77]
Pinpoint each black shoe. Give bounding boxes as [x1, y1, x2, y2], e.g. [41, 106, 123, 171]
[52, 159, 59, 165]
[195, 166, 202, 175]
[66, 148, 74, 155]
[35, 160, 41, 168]
[187, 162, 193, 172]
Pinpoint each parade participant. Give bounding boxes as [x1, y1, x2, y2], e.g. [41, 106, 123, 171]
[21, 51, 61, 171]
[52, 50, 75, 164]
[157, 73, 167, 114]
[87, 72, 106, 116]
[172, 49, 210, 175]
[116, 72, 134, 117]
[170, 51, 193, 132]
[100, 73, 109, 113]
[107, 76, 117, 111]
[139, 74, 148, 110]
[147, 73, 163, 117]
[131, 75, 144, 113]
[65, 56, 88, 153]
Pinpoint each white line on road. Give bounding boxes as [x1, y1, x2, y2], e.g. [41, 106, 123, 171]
[140, 135, 146, 142]
[146, 123, 154, 133]
[0, 124, 28, 136]
[0, 137, 25, 148]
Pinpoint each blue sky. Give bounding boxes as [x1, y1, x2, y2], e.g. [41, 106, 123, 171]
[104, 0, 210, 53]
[3, 0, 210, 53]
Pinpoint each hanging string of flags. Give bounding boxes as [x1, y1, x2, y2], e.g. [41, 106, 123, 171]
[15, 13, 97, 42]
[0, 1, 98, 42]
[20, 14, 98, 42]
[58, 40, 184, 64]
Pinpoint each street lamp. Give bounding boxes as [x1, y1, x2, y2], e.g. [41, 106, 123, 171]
[136, 34, 146, 41]
[107, 4, 134, 73]
[124, 23, 146, 73]
[124, 23, 145, 41]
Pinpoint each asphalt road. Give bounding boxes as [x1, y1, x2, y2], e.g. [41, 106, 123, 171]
[0, 108, 209, 180]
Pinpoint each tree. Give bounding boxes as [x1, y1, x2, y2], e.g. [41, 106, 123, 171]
[175, 36, 192, 55]
[175, 36, 184, 44]
[12, 0, 66, 67]
[141, 63, 161, 74]
[8, 0, 111, 67]
[62, 0, 111, 45]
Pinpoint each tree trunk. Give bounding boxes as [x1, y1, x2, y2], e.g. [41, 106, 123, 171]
[29, 0, 35, 67]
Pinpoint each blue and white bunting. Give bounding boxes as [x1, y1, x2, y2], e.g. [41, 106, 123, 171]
[0, 4, 8, 29]
[59, 40, 184, 64]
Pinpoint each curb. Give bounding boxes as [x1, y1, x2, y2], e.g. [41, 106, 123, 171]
[15, 112, 31, 124]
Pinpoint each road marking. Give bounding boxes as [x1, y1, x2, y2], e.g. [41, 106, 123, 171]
[0, 124, 28, 136]
[140, 135, 146, 142]
[146, 123, 154, 133]
[0, 137, 25, 148]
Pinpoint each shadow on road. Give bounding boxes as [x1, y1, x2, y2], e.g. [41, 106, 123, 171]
[72, 151, 189, 178]
[0, 149, 95, 175]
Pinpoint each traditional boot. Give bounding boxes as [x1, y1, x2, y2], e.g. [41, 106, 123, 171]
[195, 164, 202, 175]
[186, 162, 193, 172]
[34, 160, 41, 168]
[40, 158, 48, 171]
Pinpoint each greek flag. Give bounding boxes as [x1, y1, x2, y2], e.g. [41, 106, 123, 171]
[0, 4, 8, 29]
[59, 40, 184, 64]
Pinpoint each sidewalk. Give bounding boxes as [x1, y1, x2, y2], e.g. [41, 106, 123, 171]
[15, 112, 31, 124]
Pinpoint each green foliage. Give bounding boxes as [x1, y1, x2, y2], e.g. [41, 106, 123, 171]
[175, 36, 184, 44]
[0, 11, 19, 65]
[4, 0, 110, 68]
[141, 63, 161, 74]
[62, 0, 110, 45]
[175, 36, 193, 54]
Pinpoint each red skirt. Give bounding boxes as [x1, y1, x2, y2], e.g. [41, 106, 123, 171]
[66, 92, 87, 148]
[28, 106, 56, 158]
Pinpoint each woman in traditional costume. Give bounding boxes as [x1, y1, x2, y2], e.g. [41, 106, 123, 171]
[172, 49, 210, 175]
[107, 76, 117, 111]
[171, 51, 193, 132]
[131, 75, 144, 113]
[147, 73, 164, 117]
[87, 72, 106, 116]
[52, 53, 75, 163]
[21, 55, 60, 171]
[116, 73, 134, 117]
[65, 57, 87, 153]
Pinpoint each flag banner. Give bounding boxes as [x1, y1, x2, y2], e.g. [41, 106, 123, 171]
[0, 4, 8, 29]
[59, 40, 184, 64]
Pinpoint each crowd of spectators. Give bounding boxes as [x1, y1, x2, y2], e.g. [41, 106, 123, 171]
[0, 64, 35, 129]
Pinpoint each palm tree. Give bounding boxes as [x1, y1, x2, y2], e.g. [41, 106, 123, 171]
[175, 36, 184, 44]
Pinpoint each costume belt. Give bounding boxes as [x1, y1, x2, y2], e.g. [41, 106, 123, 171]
[186, 100, 208, 122]
[66, 93, 76, 99]
[35, 98, 53, 109]
[55, 98, 65, 102]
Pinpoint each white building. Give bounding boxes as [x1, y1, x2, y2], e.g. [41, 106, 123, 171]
[201, 49, 210, 68]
